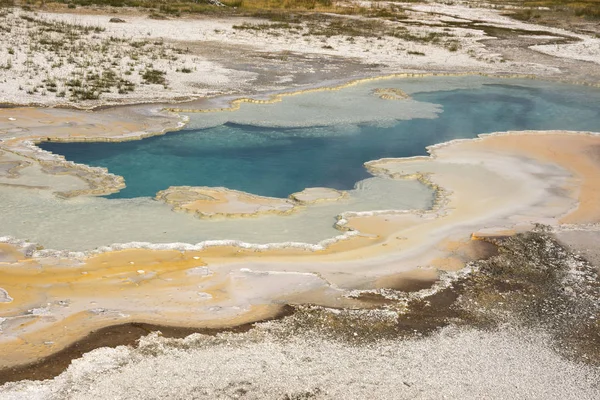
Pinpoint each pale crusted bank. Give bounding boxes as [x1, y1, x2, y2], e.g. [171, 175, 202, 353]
[157, 186, 349, 218]
[290, 187, 347, 205]
[0, 106, 185, 197]
[157, 186, 297, 218]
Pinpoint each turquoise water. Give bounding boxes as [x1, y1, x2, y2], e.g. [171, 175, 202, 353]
[40, 77, 600, 199]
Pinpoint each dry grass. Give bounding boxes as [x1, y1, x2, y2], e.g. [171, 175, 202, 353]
[20, 0, 407, 18]
[494, 0, 600, 21]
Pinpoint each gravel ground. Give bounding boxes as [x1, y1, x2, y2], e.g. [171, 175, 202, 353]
[1, 326, 598, 400]
[556, 229, 600, 271]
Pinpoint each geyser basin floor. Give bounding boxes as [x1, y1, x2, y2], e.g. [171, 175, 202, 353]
[2, 76, 600, 371]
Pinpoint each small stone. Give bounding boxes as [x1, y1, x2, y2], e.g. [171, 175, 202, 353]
[109, 17, 126, 23]
[0, 288, 13, 303]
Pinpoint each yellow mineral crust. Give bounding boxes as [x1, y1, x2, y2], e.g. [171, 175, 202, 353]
[156, 186, 349, 218]
[0, 247, 303, 368]
[0, 159, 31, 178]
[156, 186, 298, 218]
[289, 187, 347, 204]
[458, 132, 600, 224]
[166, 72, 544, 114]
[373, 88, 411, 100]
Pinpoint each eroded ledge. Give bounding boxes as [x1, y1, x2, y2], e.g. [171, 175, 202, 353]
[156, 186, 298, 218]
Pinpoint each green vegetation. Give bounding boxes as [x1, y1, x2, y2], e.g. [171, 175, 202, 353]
[230, 9, 453, 43]
[64, 69, 135, 100]
[19, 14, 105, 34]
[233, 22, 296, 30]
[0, 10, 197, 102]
[445, 40, 460, 52]
[494, 0, 600, 21]
[22, 0, 406, 19]
[391, 30, 446, 43]
[141, 68, 166, 85]
[305, 18, 387, 37]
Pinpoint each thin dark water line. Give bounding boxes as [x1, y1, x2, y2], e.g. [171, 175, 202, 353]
[0, 305, 295, 385]
[0, 240, 502, 385]
[2, 231, 599, 385]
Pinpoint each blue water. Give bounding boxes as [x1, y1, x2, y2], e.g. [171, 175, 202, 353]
[40, 78, 600, 199]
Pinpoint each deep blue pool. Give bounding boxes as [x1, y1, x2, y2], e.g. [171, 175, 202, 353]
[40, 77, 600, 198]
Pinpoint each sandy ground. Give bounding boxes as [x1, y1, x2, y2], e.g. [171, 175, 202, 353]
[556, 228, 600, 271]
[1, 2, 600, 107]
[1, 326, 599, 399]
